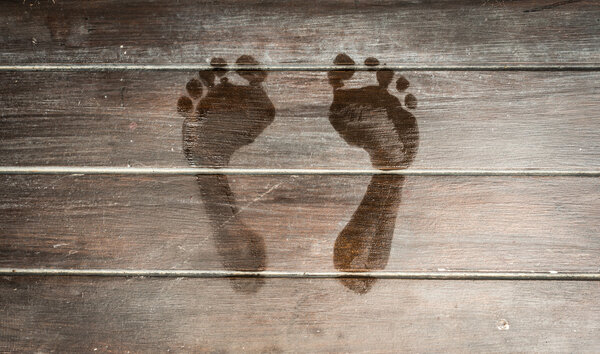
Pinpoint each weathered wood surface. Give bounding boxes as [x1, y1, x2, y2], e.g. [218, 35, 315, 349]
[1, 276, 599, 352]
[2, 70, 599, 169]
[2, 0, 599, 65]
[2, 174, 598, 271]
[2, 0, 599, 351]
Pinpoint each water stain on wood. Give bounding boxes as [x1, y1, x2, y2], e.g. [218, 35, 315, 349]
[328, 53, 418, 170]
[334, 174, 406, 293]
[328, 54, 419, 293]
[177, 54, 419, 294]
[177, 55, 275, 293]
[178, 55, 274, 167]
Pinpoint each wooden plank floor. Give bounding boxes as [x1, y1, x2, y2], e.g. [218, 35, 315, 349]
[2, 71, 599, 169]
[3, 0, 599, 65]
[2, 175, 599, 271]
[2, 277, 599, 352]
[1, 0, 599, 352]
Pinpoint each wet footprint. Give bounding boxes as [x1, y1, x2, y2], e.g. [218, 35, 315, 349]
[176, 56, 275, 293]
[328, 53, 418, 169]
[178, 55, 275, 167]
[328, 54, 420, 293]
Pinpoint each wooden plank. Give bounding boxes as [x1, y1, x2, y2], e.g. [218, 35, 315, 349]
[2, 0, 599, 65]
[2, 174, 598, 271]
[1, 276, 599, 352]
[1, 70, 599, 169]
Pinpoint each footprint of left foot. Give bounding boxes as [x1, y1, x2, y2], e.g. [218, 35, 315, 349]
[176, 56, 275, 293]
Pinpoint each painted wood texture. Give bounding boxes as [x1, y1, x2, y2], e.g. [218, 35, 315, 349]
[1, 277, 599, 352]
[1, 70, 599, 169]
[1, 174, 598, 271]
[2, 0, 599, 65]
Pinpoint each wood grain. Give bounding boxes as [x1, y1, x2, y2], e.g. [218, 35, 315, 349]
[2, 0, 599, 351]
[1, 70, 599, 169]
[1, 174, 598, 271]
[1, 276, 599, 352]
[2, 0, 599, 65]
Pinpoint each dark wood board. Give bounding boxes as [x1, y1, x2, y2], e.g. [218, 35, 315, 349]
[1, 276, 599, 352]
[1, 70, 599, 169]
[2, 0, 599, 65]
[2, 174, 598, 271]
[2, 0, 599, 351]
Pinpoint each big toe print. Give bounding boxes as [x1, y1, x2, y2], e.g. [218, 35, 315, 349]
[176, 56, 275, 293]
[328, 54, 420, 293]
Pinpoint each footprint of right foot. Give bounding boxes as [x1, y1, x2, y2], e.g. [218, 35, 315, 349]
[328, 54, 420, 293]
[328, 53, 419, 169]
[176, 56, 275, 293]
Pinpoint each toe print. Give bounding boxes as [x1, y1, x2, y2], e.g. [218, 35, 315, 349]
[328, 54, 420, 293]
[176, 56, 275, 293]
[396, 74, 418, 109]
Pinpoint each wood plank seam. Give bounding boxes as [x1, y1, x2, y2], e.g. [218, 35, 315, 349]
[1, 268, 599, 280]
[1, 64, 600, 72]
[0, 167, 599, 176]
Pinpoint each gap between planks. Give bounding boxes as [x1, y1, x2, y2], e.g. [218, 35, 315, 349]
[0, 167, 599, 177]
[1, 269, 599, 280]
[1, 64, 600, 72]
